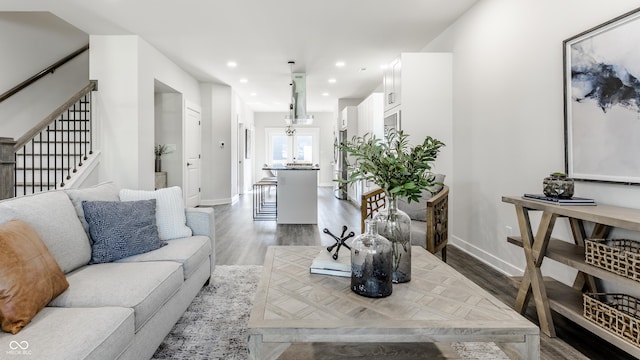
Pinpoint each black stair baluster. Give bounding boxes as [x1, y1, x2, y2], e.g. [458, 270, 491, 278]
[89, 91, 93, 155]
[54, 118, 59, 188]
[66, 107, 71, 181]
[46, 125, 51, 190]
[79, 98, 84, 165]
[31, 139, 35, 195]
[83, 94, 88, 160]
[72, 102, 77, 173]
[38, 132, 43, 192]
[14, 152, 18, 197]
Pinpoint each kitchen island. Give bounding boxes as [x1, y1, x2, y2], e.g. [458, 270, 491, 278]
[263, 164, 319, 224]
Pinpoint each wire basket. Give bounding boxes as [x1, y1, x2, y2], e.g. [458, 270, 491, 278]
[585, 239, 640, 282]
[584, 293, 640, 347]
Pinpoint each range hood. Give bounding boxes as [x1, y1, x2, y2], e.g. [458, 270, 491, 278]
[285, 71, 314, 125]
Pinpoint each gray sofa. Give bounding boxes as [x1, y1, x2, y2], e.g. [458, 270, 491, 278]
[0, 183, 215, 360]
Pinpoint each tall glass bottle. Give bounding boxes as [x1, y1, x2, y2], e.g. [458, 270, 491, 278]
[351, 220, 393, 298]
[373, 194, 412, 283]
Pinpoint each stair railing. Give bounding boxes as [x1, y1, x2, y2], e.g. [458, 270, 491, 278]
[0, 80, 98, 199]
[0, 44, 89, 104]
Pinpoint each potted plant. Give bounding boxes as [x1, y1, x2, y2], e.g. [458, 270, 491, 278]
[543, 171, 574, 198]
[338, 129, 445, 282]
[154, 144, 173, 172]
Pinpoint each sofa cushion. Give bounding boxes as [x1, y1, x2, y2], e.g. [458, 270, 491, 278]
[0, 220, 69, 334]
[48, 261, 183, 331]
[0, 191, 91, 273]
[119, 187, 192, 241]
[82, 199, 166, 264]
[398, 174, 446, 222]
[116, 235, 211, 279]
[0, 306, 134, 360]
[65, 181, 120, 239]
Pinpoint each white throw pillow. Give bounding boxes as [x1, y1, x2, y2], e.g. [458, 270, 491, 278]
[119, 186, 192, 240]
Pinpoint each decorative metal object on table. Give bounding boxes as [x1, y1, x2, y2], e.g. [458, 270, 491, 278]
[543, 172, 574, 198]
[351, 220, 393, 298]
[322, 225, 354, 260]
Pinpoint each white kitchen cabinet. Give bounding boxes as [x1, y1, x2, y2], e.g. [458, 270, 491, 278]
[383, 58, 402, 112]
[357, 92, 383, 138]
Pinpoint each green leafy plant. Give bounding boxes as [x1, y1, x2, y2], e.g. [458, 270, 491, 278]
[338, 129, 445, 202]
[154, 144, 173, 158]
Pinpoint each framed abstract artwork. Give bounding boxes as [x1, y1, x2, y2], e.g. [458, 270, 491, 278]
[564, 7, 640, 184]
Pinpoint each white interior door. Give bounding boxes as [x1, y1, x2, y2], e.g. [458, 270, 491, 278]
[238, 122, 245, 194]
[185, 102, 201, 207]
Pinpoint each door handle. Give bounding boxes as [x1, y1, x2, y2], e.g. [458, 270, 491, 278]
[187, 162, 193, 166]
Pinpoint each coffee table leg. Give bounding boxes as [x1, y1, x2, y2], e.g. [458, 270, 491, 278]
[502, 334, 540, 360]
[248, 334, 263, 360]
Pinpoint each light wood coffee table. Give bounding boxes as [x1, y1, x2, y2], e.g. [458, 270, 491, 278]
[248, 246, 539, 359]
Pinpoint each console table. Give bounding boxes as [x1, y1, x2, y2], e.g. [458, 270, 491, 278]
[503, 196, 640, 357]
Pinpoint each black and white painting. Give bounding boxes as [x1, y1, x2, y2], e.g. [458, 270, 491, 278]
[564, 8, 640, 184]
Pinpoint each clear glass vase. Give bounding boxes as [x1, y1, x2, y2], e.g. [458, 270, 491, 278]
[373, 194, 412, 283]
[351, 220, 393, 298]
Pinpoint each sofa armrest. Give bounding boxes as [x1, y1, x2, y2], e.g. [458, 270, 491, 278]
[185, 207, 215, 240]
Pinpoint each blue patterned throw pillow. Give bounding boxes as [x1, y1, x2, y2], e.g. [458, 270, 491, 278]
[82, 199, 166, 264]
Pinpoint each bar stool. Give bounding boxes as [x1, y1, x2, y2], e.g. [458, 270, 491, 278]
[253, 179, 277, 220]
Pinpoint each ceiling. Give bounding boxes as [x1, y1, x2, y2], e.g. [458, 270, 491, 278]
[2, 0, 478, 112]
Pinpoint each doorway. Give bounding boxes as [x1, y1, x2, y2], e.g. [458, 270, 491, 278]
[184, 102, 201, 207]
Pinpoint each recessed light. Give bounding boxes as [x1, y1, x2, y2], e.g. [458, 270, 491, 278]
[227, 61, 237, 68]
[328, 78, 336, 84]
[240, 78, 248, 83]
[250, 92, 257, 96]
[335, 61, 345, 67]
[322, 92, 329, 96]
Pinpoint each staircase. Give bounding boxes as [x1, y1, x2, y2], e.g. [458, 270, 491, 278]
[0, 44, 98, 199]
[13, 83, 96, 196]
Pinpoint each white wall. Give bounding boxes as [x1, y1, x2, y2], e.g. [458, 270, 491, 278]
[423, 0, 640, 284]
[0, 12, 88, 139]
[90, 35, 200, 190]
[253, 112, 335, 187]
[399, 53, 453, 181]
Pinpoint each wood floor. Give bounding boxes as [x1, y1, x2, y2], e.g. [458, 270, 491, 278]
[211, 187, 632, 360]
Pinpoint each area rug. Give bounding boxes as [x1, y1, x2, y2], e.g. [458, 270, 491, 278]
[152, 265, 511, 360]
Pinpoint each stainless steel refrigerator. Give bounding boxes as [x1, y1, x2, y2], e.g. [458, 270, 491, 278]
[334, 130, 348, 199]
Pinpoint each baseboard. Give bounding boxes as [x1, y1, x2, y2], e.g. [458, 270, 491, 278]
[449, 235, 523, 277]
[200, 198, 232, 206]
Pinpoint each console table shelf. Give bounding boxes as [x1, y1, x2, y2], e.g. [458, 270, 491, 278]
[510, 275, 640, 357]
[507, 236, 640, 289]
[502, 195, 640, 358]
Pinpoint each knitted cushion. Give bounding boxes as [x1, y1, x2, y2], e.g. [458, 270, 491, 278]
[82, 199, 166, 264]
[119, 187, 192, 240]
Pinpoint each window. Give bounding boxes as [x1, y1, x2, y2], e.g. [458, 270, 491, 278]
[265, 127, 319, 165]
